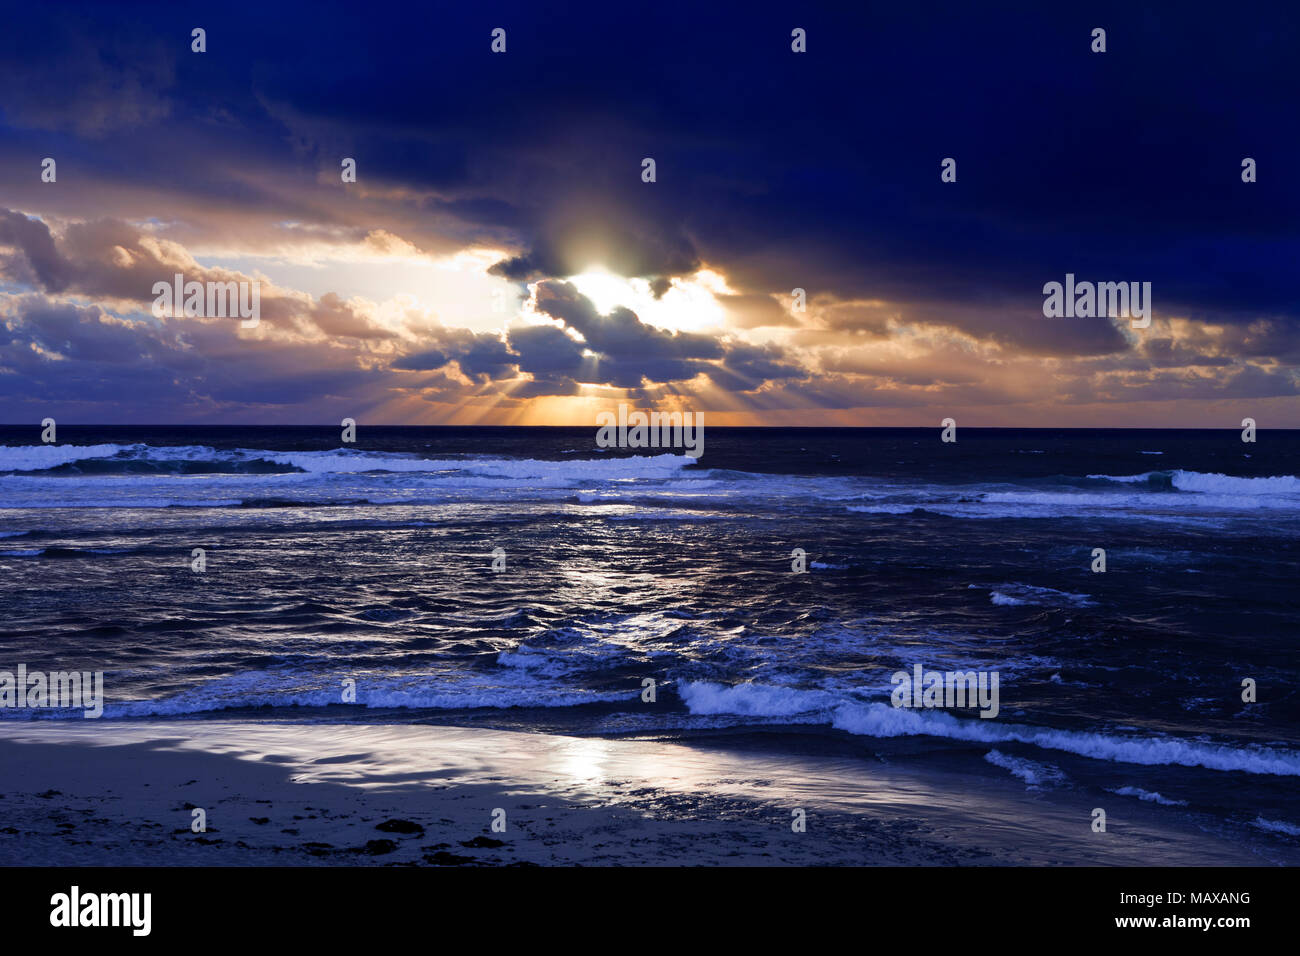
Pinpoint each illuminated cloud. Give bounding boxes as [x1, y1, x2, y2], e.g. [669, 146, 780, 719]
[1, 3, 1297, 424]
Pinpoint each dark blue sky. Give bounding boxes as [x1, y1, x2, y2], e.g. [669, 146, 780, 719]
[2, 0, 1298, 424]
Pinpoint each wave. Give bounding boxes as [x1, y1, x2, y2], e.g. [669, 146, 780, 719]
[832, 703, 1300, 776]
[846, 504, 923, 515]
[0, 443, 137, 473]
[1089, 470, 1300, 496]
[25, 670, 643, 719]
[603, 513, 727, 521]
[0, 442, 697, 478]
[676, 681, 1300, 776]
[1107, 786, 1187, 806]
[1168, 470, 1300, 495]
[984, 749, 1067, 789]
[0, 546, 135, 558]
[267, 450, 699, 482]
[0, 442, 304, 475]
[678, 681, 841, 717]
[1251, 816, 1300, 836]
[0, 444, 707, 510]
[983, 583, 1096, 608]
[0, 498, 242, 509]
[7, 444, 1300, 526]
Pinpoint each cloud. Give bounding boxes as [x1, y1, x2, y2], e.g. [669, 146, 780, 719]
[718, 293, 797, 329]
[519, 280, 808, 393]
[2, 1, 1299, 423]
[1, 210, 395, 340]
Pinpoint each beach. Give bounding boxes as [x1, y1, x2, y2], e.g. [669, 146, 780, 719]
[2, 427, 1300, 867]
[4, 0, 1300, 899]
[1, 720, 1288, 867]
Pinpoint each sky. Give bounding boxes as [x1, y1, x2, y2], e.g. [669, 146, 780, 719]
[2, 0, 1298, 426]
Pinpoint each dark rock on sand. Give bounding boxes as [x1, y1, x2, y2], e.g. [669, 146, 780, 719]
[460, 836, 505, 848]
[376, 818, 424, 835]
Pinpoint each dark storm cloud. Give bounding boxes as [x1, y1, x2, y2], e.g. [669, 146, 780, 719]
[391, 329, 524, 382]
[0, 295, 388, 415]
[403, 282, 807, 394]
[0, 211, 74, 292]
[533, 281, 720, 361]
[2, 0, 1299, 422]
[504, 324, 585, 378]
[4, 0, 1294, 329]
[527, 280, 725, 388]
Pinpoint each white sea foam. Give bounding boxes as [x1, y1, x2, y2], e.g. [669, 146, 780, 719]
[674, 681, 1300, 776]
[0, 497, 242, 509]
[1169, 470, 1300, 495]
[603, 509, 729, 521]
[1251, 816, 1300, 836]
[7, 443, 1300, 528]
[0, 443, 710, 510]
[677, 680, 840, 717]
[1086, 472, 1155, 484]
[1089, 469, 1300, 496]
[0, 443, 136, 471]
[830, 703, 1300, 775]
[987, 583, 1095, 608]
[1108, 786, 1187, 806]
[264, 449, 695, 480]
[0, 442, 698, 481]
[100, 669, 636, 718]
[984, 749, 1066, 789]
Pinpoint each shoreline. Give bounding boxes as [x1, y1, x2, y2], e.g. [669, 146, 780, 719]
[0, 720, 1291, 866]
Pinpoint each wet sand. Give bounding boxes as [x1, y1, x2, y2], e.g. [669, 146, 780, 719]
[0, 721, 1284, 866]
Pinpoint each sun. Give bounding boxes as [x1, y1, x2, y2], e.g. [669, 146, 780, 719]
[565, 267, 729, 333]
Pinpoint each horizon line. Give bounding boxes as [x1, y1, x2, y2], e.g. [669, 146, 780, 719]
[1, 423, 1290, 432]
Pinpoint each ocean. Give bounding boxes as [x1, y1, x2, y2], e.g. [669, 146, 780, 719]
[2, 425, 1298, 860]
